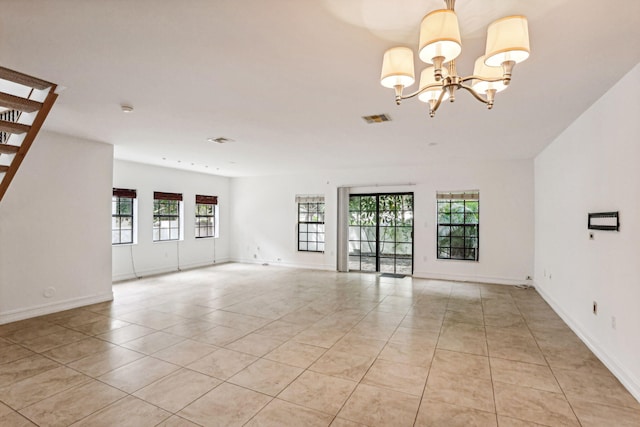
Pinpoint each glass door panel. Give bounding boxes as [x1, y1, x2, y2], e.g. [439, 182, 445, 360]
[348, 195, 377, 272]
[348, 193, 413, 274]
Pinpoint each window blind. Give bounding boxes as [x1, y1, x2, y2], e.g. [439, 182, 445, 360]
[295, 194, 325, 203]
[195, 195, 218, 204]
[436, 191, 479, 200]
[154, 191, 183, 201]
[113, 188, 137, 198]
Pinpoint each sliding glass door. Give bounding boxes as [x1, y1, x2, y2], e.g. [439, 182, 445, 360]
[348, 193, 413, 274]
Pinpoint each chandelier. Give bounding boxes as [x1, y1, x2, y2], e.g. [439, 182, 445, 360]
[380, 0, 530, 117]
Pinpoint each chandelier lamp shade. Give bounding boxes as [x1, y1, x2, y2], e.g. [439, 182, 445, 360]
[380, 0, 530, 118]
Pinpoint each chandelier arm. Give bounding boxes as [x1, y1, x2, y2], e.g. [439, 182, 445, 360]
[459, 84, 489, 105]
[431, 86, 448, 115]
[460, 75, 505, 84]
[397, 83, 446, 101]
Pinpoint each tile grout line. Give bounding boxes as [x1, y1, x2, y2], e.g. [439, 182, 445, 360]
[411, 279, 452, 426]
[2, 268, 637, 426]
[311, 283, 410, 425]
[482, 287, 502, 427]
[514, 287, 584, 426]
[313, 289, 393, 425]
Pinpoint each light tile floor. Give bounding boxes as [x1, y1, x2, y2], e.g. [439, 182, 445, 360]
[0, 263, 638, 426]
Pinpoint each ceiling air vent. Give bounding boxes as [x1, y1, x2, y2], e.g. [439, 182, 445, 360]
[362, 114, 391, 124]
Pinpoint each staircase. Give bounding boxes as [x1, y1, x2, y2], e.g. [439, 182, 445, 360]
[0, 66, 58, 202]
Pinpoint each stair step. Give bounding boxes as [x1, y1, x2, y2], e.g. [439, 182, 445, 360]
[0, 67, 53, 90]
[0, 120, 30, 134]
[0, 66, 58, 202]
[0, 144, 20, 154]
[0, 92, 42, 113]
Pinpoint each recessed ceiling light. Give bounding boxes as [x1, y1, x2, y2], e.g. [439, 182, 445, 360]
[121, 104, 134, 113]
[207, 137, 233, 144]
[428, 142, 438, 146]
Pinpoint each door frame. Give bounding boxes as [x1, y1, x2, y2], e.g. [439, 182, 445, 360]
[348, 192, 414, 275]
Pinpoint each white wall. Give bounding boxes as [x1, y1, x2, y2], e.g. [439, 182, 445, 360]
[534, 63, 640, 400]
[112, 160, 231, 281]
[0, 131, 113, 324]
[230, 159, 534, 285]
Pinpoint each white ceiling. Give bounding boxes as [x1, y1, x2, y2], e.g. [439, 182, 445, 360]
[1, 0, 639, 177]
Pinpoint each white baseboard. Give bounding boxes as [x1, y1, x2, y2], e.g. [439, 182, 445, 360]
[230, 257, 335, 272]
[227, 262, 527, 284]
[0, 292, 114, 325]
[112, 258, 231, 282]
[178, 258, 231, 271]
[535, 282, 640, 403]
[412, 271, 527, 286]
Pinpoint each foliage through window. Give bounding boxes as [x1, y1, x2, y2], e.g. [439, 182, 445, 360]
[112, 188, 136, 245]
[348, 194, 413, 273]
[297, 195, 325, 252]
[437, 191, 479, 261]
[195, 195, 217, 238]
[153, 192, 182, 241]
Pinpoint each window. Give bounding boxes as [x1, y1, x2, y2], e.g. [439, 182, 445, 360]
[112, 188, 136, 245]
[153, 192, 182, 241]
[195, 195, 218, 238]
[297, 195, 325, 252]
[437, 191, 479, 261]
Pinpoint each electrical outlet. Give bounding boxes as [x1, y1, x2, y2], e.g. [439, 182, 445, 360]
[593, 301, 598, 315]
[611, 316, 616, 329]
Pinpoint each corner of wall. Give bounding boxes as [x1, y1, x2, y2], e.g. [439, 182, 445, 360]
[535, 282, 640, 402]
[533, 62, 640, 403]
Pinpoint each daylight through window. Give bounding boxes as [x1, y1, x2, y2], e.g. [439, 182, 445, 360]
[297, 195, 325, 252]
[153, 192, 182, 242]
[112, 188, 136, 245]
[195, 195, 217, 238]
[437, 191, 479, 261]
